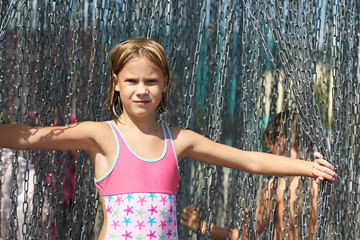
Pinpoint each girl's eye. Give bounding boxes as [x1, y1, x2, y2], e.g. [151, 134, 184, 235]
[126, 79, 136, 83]
[148, 79, 158, 84]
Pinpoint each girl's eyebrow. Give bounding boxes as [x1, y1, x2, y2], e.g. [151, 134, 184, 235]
[144, 75, 161, 80]
[121, 73, 161, 79]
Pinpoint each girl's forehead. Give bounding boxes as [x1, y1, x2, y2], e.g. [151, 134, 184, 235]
[127, 56, 153, 66]
[122, 57, 167, 76]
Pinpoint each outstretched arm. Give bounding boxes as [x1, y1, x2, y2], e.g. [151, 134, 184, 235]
[175, 129, 337, 183]
[0, 122, 107, 153]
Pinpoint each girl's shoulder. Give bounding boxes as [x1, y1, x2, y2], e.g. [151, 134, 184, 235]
[167, 127, 205, 145]
[77, 120, 112, 127]
[69, 120, 110, 131]
[167, 126, 194, 138]
[89, 120, 115, 133]
[63, 121, 113, 139]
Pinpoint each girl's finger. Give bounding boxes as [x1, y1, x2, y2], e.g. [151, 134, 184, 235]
[314, 152, 323, 159]
[316, 176, 324, 184]
[182, 207, 190, 214]
[315, 158, 335, 170]
[313, 168, 337, 182]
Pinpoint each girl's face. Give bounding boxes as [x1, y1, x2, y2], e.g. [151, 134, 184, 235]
[113, 57, 167, 119]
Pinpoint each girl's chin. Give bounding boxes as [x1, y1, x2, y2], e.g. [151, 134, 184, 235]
[123, 108, 157, 118]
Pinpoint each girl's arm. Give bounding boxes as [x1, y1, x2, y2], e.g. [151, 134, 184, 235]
[175, 129, 337, 183]
[0, 122, 106, 152]
[0, 122, 116, 179]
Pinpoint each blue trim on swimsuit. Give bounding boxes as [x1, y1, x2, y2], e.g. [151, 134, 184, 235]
[166, 126, 180, 179]
[110, 123, 167, 162]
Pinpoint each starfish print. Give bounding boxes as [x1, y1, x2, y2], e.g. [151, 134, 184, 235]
[167, 194, 173, 203]
[135, 220, 145, 231]
[106, 206, 112, 214]
[158, 220, 166, 230]
[137, 196, 147, 207]
[169, 206, 174, 215]
[126, 193, 134, 203]
[122, 217, 132, 227]
[115, 196, 124, 206]
[167, 216, 173, 225]
[148, 205, 158, 215]
[135, 235, 145, 240]
[107, 196, 114, 203]
[166, 230, 172, 238]
[108, 232, 118, 240]
[124, 205, 134, 215]
[112, 209, 121, 218]
[159, 209, 167, 218]
[158, 234, 165, 240]
[146, 230, 156, 240]
[173, 231, 177, 237]
[122, 230, 133, 240]
[136, 208, 145, 218]
[147, 217, 156, 227]
[148, 193, 157, 202]
[111, 220, 121, 230]
[159, 195, 168, 206]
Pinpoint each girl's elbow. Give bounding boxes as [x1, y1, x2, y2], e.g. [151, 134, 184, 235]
[245, 158, 261, 174]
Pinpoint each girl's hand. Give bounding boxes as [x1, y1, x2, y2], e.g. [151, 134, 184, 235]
[180, 206, 203, 234]
[313, 152, 337, 184]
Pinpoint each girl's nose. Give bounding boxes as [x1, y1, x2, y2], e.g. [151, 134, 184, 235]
[136, 83, 148, 95]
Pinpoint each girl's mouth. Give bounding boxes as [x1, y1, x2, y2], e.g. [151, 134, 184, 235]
[134, 100, 150, 105]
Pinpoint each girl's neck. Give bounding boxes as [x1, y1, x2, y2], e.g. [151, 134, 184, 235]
[115, 113, 160, 133]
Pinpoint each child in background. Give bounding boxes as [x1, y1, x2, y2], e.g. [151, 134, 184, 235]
[0, 38, 337, 240]
[181, 111, 320, 239]
[0, 147, 37, 239]
[0, 112, 48, 239]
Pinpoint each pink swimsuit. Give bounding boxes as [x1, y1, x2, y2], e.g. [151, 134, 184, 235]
[95, 121, 180, 240]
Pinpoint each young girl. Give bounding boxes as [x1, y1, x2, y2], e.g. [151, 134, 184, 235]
[0, 38, 337, 240]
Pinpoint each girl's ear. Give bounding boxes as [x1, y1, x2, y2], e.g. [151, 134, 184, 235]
[113, 74, 120, 92]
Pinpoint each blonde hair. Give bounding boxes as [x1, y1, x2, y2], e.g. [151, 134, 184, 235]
[104, 38, 171, 117]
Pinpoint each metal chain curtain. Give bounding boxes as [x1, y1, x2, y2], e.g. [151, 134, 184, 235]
[0, 0, 359, 239]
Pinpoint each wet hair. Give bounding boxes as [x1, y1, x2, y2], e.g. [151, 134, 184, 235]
[263, 110, 300, 152]
[104, 38, 171, 117]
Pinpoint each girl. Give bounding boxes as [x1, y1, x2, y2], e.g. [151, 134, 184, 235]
[0, 38, 337, 240]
